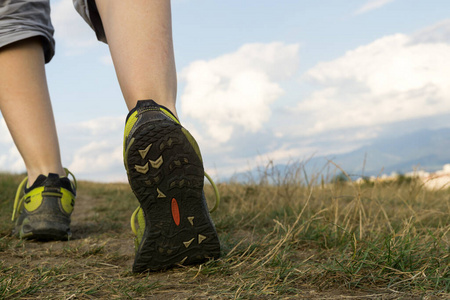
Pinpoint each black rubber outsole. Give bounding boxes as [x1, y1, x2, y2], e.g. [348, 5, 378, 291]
[18, 229, 71, 241]
[126, 120, 220, 272]
[14, 198, 72, 241]
[15, 220, 71, 241]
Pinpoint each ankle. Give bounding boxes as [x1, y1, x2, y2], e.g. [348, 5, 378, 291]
[27, 167, 66, 187]
[128, 98, 178, 119]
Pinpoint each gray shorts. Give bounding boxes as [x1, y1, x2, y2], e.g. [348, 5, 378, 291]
[0, 0, 105, 63]
[0, 0, 55, 63]
[72, 0, 106, 44]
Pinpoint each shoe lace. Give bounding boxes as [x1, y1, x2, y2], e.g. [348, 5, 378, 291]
[11, 168, 77, 222]
[204, 171, 220, 213]
[131, 171, 220, 235]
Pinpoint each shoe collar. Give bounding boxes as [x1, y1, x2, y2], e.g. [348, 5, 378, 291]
[126, 100, 179, 124]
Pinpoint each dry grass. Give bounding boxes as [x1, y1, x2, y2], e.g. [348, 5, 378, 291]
[0, 162, 448, 299]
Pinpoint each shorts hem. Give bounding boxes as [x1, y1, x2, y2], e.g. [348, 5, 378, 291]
[0, 31, 55, 63]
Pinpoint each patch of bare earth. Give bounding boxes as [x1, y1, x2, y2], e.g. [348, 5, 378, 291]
[0, 176, 447, 299]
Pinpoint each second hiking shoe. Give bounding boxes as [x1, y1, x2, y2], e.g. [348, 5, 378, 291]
[124, 100, 220, 272]
[12, 169, 76, 240]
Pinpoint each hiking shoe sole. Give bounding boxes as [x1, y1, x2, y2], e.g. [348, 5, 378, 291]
[126, 118, 220, 272]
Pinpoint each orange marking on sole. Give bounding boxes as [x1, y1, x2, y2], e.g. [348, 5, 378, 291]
[171, 198, 180, 226]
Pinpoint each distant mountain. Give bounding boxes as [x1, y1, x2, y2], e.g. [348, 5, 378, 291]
[325, 128, 450, 177]
[232, 128, 450, 182]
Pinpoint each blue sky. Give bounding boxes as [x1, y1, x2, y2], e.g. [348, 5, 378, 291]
[1, 0, 450, 182]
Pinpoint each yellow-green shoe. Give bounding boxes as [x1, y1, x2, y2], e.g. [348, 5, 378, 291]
[124, 100, 220, 272]
[11, 169, 76, 240]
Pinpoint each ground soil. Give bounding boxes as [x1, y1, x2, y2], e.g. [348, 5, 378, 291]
[0, 179, 446, 299]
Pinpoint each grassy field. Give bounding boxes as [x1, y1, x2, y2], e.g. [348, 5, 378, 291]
[0, 164, 448, 299]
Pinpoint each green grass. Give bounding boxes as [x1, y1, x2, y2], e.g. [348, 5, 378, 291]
[0, 166, 448, 299]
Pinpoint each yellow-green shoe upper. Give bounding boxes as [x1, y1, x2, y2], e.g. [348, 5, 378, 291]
[12, 169, 76, 240]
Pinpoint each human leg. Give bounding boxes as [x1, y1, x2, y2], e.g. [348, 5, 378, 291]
[0, 40, 76, 239]
[0, 38, 65, 185]
[93, 0, 177, 114]
[76, 0, 220, 271]
[0, 0, 75, 240]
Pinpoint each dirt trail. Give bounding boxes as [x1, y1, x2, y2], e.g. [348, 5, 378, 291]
[0, 176, 446, 299]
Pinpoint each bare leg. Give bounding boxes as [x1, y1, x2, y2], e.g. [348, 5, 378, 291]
[95, 0, 178, 115]
[0, 38, 65, 185]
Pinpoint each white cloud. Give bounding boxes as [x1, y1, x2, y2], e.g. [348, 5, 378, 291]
[68, 140, 122, 173]
[0, 119, 23, 173]
[410, 19, 450, 44]
[180, 42, 300, 143]
[60, 116, 126, 182]
[253, 147, 306, 164]
[354, 0, 396, 15]
[0, 146, 24, 173]
[100, 54, 114, 66]
[297, 32, 450, 135]
[0, 118, 13, 144]
[51, 0, 97, 53]
[75, 116, 124, 136]
[0, 114, 127, 180]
